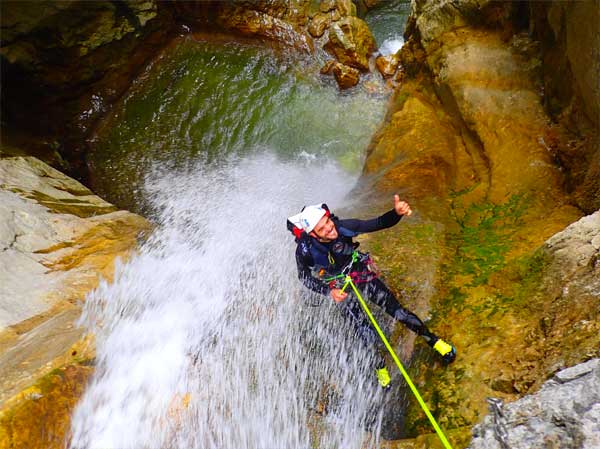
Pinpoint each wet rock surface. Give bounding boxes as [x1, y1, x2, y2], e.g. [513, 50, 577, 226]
[0, 154, 150, 448]
[0, 1, 598, 447]
[359, 0, 599, 444]
[324, 16, 376, 71]
[469, 359, 600, 449]
[1, 0, 174, 174]
[332, 62, 360, 89]
[375, 54, 399, 78]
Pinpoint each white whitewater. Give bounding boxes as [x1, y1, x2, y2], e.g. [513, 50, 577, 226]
[378, 37, 404, 56]
[68, 153, 387, 449]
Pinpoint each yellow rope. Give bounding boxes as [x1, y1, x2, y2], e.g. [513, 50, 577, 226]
[341, 276, 454, 449]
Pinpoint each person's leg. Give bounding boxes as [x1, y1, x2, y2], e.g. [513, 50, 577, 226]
[361, 278, 435, 339]
[338, 296, 390, 386]
[360, 278, 456, 363]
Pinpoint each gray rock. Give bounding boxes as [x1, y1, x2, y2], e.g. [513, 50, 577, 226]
[545, 210, 600, 271]
[554, 359, 599, 384]
[469, 359, 600, 449]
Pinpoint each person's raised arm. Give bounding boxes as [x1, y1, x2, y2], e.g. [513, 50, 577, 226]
[338, 194, 412, 233]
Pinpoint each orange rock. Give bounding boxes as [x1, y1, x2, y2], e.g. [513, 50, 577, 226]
[0, 363, 94, 449]
[0, 156, 151, 449]
[375, 54, 400, 77]
[320, 59, 336, 75]
[332, 62, 360, 89]
[324, 16, 376, 71]
[308, 13, 330, 38]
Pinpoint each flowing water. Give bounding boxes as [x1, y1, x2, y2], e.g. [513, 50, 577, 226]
[366, 0, 411, 56]
[70, 35, 395, 448]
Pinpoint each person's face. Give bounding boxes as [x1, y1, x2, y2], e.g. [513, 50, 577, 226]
[311, 215, 338, 241]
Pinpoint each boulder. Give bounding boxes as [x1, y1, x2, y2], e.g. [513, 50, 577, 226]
[335, 0, 357, 17]
[332, 62, 360, 89]
[375, 54, 399, 78]
[320, 0, 337, 13]
[324, 16, 376, 71]
[308, 12, 330, 38]
[320, 59, 336, 75]
[469, 359, 600, 449]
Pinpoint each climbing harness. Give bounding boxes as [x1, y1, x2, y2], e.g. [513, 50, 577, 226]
[322, 250, 379, 288]
[338, 252, 455, 449]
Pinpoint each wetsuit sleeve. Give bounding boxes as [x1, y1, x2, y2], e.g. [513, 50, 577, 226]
[295, 247, 330, 296]
[337, 209, 401, 234]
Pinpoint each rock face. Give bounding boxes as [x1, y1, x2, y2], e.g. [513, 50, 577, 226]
[1, 0, 174, 174]
[359, 0, 599, 443]
[469, 359, 600, 449]
[0, 154, 150, 448]
[528, 1, 600, 213]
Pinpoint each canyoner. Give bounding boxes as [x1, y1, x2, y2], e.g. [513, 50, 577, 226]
[287, 195, 457, 389]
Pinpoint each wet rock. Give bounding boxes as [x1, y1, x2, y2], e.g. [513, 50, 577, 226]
[1, 0, 172, 172]
[469, 359, 600, 449]
[330, 8, 342, 22]
[375, 54, 399, 78]
[335, 0, 357, 17]
[0, 155, 150, 448]
[332, 62, 360, 89]
[0, 362, 94, 449]
[308, 12, 330, 38]
[217, 8, 314, 53]
[362, 1, 597, 438]
[320, 59, 336, 75]
[324, 16, 376, 71]
[320, 0, 337, 13]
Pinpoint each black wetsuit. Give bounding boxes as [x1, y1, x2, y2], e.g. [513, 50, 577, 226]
[294, 209, 437, 367]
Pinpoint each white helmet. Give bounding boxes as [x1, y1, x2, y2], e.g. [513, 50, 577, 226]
[287, 204, 327, 233]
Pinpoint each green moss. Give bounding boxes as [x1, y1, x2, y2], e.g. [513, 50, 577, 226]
[437, 193, 529, 315]
[501, 249, 552, 315]
[449, 193, 528, 286]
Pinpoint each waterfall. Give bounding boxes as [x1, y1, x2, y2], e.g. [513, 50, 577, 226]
[69, 152, 387, 449]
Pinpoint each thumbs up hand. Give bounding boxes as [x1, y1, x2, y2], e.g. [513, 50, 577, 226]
[394, 194, 412, 216]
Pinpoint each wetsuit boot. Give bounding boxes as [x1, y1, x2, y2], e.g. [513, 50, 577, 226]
[391, 306, 456, 364]
[375, 366, 392, 389]
[420, 332, 456, 364]
[374, 356, 391, 389]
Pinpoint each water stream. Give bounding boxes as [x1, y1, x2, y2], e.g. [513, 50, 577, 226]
[71, 10, 410, 447]
[365, 0, 411, 56]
